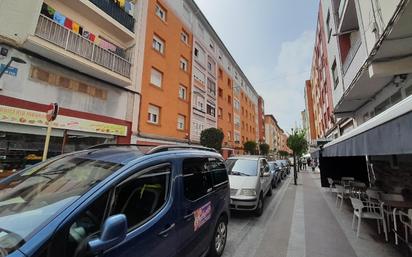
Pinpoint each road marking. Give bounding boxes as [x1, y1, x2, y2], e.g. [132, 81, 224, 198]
[286, 182, 306, 257]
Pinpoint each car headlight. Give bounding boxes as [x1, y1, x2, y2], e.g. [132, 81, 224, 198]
[240, 189, 256, 196]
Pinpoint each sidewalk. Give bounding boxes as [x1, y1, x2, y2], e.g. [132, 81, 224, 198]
[283, 169, 404, 257]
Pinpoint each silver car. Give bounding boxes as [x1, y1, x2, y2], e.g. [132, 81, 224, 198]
[225, 156, 273, 216]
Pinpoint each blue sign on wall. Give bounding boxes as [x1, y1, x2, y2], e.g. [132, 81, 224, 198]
[0, 64, 18, 77]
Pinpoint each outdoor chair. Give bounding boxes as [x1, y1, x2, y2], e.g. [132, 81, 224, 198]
[327, 177, 334, 192]
[350, 197, 388, 241]
[335, 185, 348, 210]
[380, 193, 405, 231]
[399, 209, 412, 244]
[342, 177, 355, 189]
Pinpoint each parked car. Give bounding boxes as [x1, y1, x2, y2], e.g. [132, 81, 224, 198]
[279, 160, 291, 175]
[275, 160, 288, 179]
[268, 161, 282, 188]
[0, 145, 230, 257]
[225, 156, 273, 216]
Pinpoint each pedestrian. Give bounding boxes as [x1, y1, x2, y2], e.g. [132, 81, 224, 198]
[311, 160, 316, 172]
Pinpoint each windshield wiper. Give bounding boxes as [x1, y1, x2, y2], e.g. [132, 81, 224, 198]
[231, 171, 250, 176]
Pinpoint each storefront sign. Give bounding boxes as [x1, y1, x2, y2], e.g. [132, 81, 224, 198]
[0, 64, 18, 77]
[0, 105, 127, 136]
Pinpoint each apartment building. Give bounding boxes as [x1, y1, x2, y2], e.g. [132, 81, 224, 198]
[258, 96, 266, 143]
[315, 0, 412, 193]
[305, 1, 335, 143]
[134, 0, 261, 149]
[304, 80, 317, 142]
[0, 0, 141, 169]
[264, 114, 282, 153]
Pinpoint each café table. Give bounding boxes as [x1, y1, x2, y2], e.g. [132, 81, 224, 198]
[385, 200, 412, 245]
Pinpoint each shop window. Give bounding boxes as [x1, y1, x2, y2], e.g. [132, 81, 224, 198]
[111, 164, 171, 230]
[182, 158, 213, 201]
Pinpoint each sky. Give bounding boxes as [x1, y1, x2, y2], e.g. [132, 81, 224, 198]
[194, 0, 319, 133]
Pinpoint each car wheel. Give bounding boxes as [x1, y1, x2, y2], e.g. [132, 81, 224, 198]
[255, 195, 264, 217]
[209, 216, 228, 257]
[272, 178, 277, 189]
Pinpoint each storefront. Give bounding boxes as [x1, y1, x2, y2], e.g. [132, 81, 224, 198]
[0, 97, 131, 172]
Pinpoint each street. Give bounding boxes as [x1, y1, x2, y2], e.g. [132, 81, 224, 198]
[223, 170, 405, 257]
[224, 176, 293, 257]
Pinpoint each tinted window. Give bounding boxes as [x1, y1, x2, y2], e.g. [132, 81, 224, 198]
[183, 158, 213, 201]
[111, 164, 171, 230]
[225, 159, 258, 176]
[208, 158, 228, 186]
[0, 156, 122, 255]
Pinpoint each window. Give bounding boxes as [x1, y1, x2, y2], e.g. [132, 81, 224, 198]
[331, 60, 339, 88]
[148, 104, 160, 124]
[207, 78, 216, 96]
[207, 104, 216, 117]
[218, 68, 223, 78]
[218, 87, 223, 97]
[208, 158, 228, 186]
[194, 46, 206, 65]
[218, 107, 223, 118]
[228, 78, 231, 87]
[179, 85, 187, 100]
[152, 35, 164, 54]
[234, 99, 240, 110]
[193, 67, 206, 84]
[155, 4, 166, 21]
[196, 95, 205, 111]
[228, 112, 232, 122]
[227, 132, 231, 141]
[234, 115, 240, 129]
[181, 30, 188, 44]
[180, 57, 188, 72]
[207, 57, 215, 74]
[111, 164, 171, 230]
[177, 115, 185, 130]
[182, 158, 213, 201]
[228, 95, 232, 104]
[150, 68, 163, 87]
[326, 10, 332, 42]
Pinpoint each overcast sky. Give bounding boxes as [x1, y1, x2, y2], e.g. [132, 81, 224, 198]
[195, 0, 318, 133]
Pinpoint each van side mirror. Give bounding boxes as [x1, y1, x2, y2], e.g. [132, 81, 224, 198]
[88, 214, 127, 254]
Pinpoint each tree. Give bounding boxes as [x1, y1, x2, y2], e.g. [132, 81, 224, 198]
[259, 143, 270, 155]
[287, 129, 309, 185]
[243, 141, 258, 155]
[200, 128, 224, 151]
[278, 150, 290, 158]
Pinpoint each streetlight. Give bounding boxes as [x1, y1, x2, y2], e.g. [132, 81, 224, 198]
[0, 56, 26, 79]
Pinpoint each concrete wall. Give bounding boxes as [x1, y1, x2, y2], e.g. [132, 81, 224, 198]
[0, 46, 130, 120]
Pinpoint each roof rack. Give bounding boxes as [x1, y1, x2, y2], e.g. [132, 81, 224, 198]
[147, 145, 218, 154]
[87, 143, 218, 154]
[87, 144, 158, 150]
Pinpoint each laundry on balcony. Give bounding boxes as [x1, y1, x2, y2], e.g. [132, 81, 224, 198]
[41, 4, 55, 19]
[53, 11, 66, 26]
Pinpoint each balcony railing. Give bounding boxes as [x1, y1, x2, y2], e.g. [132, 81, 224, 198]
[89, 0, 135, 32]
[35, 15, 131, 78]
[342, 38, 362, 74]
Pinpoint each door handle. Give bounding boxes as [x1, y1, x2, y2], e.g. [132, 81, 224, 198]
[158, 223, 175, 238]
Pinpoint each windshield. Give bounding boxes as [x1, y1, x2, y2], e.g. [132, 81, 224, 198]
[225, 159, 258, 176]
[0, 155, 123, 255]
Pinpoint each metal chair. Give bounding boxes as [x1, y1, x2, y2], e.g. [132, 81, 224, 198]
[399, 209, 412, 244]
[350, 197, 388, 241]
[380, 193, 405, 231]
[335, 185, 347, 210]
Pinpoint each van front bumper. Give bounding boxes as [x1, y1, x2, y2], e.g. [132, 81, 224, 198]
[229, 197, 258, 210]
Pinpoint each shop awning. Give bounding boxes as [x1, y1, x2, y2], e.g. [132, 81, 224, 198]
[323, 95, 412, 157]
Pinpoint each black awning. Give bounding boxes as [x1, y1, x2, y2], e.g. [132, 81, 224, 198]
[310, 149, 320, 159]
[323, 110, 412, 157]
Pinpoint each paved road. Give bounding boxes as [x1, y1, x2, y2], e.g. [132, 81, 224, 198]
[223, 175, 294, 257]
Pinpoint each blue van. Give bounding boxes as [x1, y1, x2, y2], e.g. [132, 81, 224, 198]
[0, 145, 230, 257]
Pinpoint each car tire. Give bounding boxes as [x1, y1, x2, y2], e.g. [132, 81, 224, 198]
[272, 178, 277, 189]
[255, 194, 264, 217]
[209, 215, 228, 257]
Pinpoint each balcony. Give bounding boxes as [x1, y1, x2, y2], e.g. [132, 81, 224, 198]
[337, 0, 359, 33]
[34, 15, 131, 78]
[89, 0, 134, 32]
[342, 37, 362, 74]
